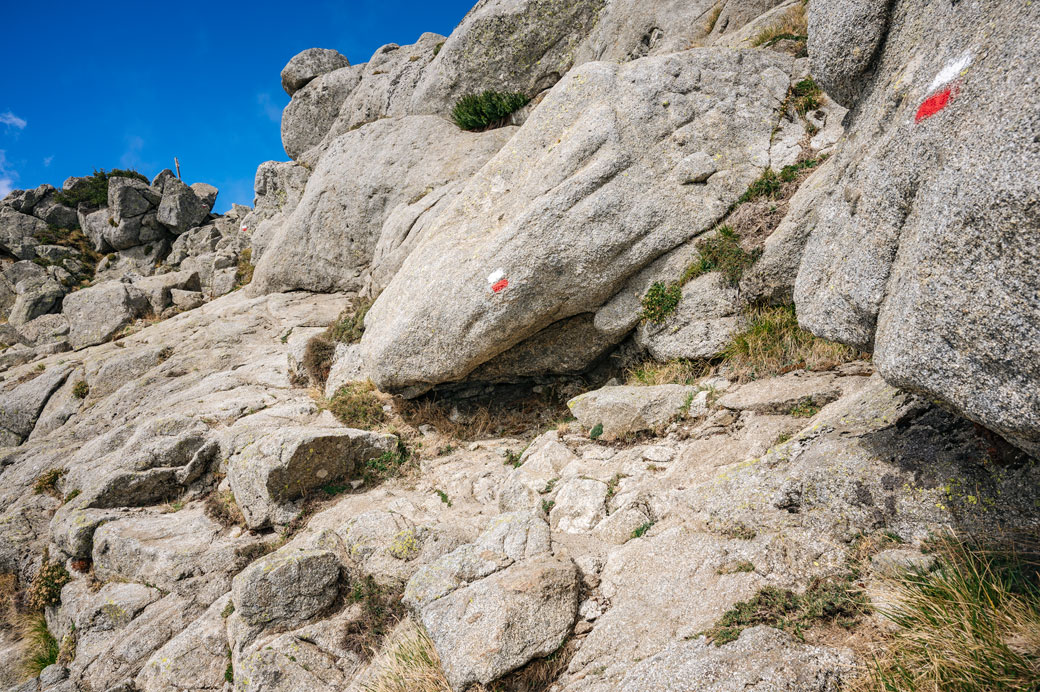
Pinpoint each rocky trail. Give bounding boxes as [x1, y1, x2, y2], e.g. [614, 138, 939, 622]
[1, 1, 1038, 691]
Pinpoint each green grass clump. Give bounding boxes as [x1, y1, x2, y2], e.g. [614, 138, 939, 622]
[778, 156, 823, 183]
[750, 4, 807, 49]
[737, 169, 783, 204]
[328, 297, 373, 344]
[451, 91, 529, 131]
[705, 571, 868, 645]
[791, 78, 822, 116]
[589, 423, 604, 440]
[327, 381, 386, 429]
[788, 397, 821, 418]
[72, 381, 89, 399]
[864, 536, 1040, 692]
[632, 521, 655, 539]
[723, 304, 864, 382]
[682, 225, 762, 286]
[641, 281, 682, 324]
[361, 441, 412, 485]
[53, 168, 148, 209]
[21, 613, 60, 676]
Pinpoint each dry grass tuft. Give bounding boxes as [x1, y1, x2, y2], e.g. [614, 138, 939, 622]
[327, 381, 387, 429]
[723, 304, 865, 382]
[750, 3, 808, 48]
[301, 296, 373, 386]
[481, 638, 578, 691]
[703, 4, 723, 34]
[19, 613, 59, 677]
[625, 359, 715, 386]
[855, 536, 1040, 692]
[342, 575, 406, 659]
[234, 248, 254, 287]
[204, 488, 246, 528]
[396, 395, 567, 442]
[362, 618, 452, 692]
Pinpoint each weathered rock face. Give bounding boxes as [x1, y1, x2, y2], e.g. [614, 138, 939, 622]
[62, 280, 150, 349]
[404, 512, 578, 691]
[281, 47, 352, 96]
[409, 0, 606, 116]
[362, 49, 794, 393]
[231, 548, 341, 629]
[225, 425, 397, 529]
[618, 626, 852, 692]
[567, 384, 700, 440]
[794, 1, 1040, 455]
[253, 115, 515, 294]
[280, 64, 364, 161]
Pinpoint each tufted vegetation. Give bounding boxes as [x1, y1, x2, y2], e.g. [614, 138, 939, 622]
[451, 91, 529, 131]
[53, 168, 149, 209]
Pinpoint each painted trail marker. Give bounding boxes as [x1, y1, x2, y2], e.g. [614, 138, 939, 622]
[488, 268, 509, 294]
[916, 53, 971, 123]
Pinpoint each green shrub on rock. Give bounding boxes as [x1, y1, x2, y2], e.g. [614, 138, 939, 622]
[451, 91, 529, 131]
[54, 168, 148, 209]
[640, 281, 682, 324]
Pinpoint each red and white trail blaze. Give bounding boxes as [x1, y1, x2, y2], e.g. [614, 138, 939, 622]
[487, 268, 508, 293]
[915, 53, 971, 123]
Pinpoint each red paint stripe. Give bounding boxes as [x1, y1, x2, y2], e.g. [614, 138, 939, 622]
[915, 86, 954, 122]
[491, 278, 509, 293]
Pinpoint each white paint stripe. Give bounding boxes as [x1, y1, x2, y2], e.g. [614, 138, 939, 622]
[929, 53, 972, 92]
[487, 268, 505, 284]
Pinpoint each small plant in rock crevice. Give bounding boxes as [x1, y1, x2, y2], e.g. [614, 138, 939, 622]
[640, 281, 683, 324]
[589, 423, 604, 440]
[451, 91, 529, 131]
[71, 380, 89, 399]
[631, 521, 655, 539]
[682, 225, 762, 286]
[27, 559, 71, 612]
[32, 469, 65, 498]
[302, 297, 374, 385]
[342, 575, 406, 659]
[722, 303, 865, 382]
[703, 570, 869, 645]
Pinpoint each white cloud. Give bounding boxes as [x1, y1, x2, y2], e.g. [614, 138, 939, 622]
[0, 149, 16, 197]
[43, 155, 54, 167]
[0, 111, 27, 130]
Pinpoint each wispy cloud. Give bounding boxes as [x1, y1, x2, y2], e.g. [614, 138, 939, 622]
[0, 150, 17, 198]
[120, 135, 146, 169]
[43, 155, 54, 167]
[256, 93, 282, 124]
[0, 111, 27, 131]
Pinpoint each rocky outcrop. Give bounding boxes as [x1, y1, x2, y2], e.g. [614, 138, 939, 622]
[361, 49, 794, 393]
[253, 115, 514, 294]
[794, 1, 1040, 455]
[281, 47, 351, 96]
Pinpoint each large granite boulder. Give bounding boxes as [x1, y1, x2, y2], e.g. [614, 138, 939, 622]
[280, 64, 363, 161]
[62, 280, 150, 349]
[0, 206, 46, 259]
[231, 548, 341, 629]
[794, 1, 1040, 454]
[410, 0, 605, 116]
[225, 425, 397, 529]
[254, 115, 515, 294]
[157, 178, 211, 234]
[362, 48, 793, 393]
[281, 47, 351, 96]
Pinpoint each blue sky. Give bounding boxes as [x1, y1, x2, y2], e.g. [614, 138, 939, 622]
[0, 0, 475, 212]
